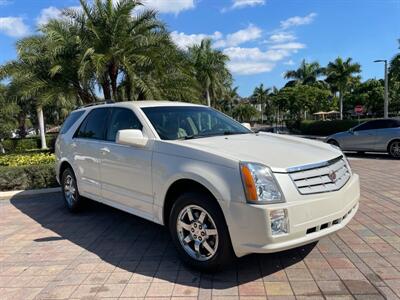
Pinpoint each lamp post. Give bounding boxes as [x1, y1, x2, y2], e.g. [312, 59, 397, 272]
[374, 59, 389, 118]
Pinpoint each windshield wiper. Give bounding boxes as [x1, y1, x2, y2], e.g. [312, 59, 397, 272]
[178, 131, 250, 140]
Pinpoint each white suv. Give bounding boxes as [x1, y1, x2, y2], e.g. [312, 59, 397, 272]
[56, 101, 360, 271]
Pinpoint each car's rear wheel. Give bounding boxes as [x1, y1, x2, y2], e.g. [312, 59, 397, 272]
[389, 140, 400, 158]
[169, 192, 234, 272]
[61, 167, 82, 212]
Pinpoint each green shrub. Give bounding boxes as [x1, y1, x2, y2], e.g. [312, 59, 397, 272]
[295, 119, 373, 136]
[0, 153, 56, 167]
[0, 164, 58, 191]
[2, 134, 58, 153]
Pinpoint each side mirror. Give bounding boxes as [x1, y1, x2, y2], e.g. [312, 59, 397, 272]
[116, 129, 148, 147]
[241, 122, 251, 130]
[348, 128, 354, 134]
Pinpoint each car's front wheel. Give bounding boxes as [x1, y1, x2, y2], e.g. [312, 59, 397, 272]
[169, 192, 234, 272]
[61, 167, 83, 212]
[389, 140, 400, 158]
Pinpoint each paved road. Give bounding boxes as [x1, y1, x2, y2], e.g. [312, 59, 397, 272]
[1, 156, 400, 299]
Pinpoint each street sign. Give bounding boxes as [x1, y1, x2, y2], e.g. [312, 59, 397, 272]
[354, 105, 364, 114]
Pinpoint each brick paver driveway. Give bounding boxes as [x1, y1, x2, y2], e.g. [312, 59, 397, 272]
[1, 156, 400, 300]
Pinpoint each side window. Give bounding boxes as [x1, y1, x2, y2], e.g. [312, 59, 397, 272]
[76, 108, 109, 140]
[354, 121, 377, 131]
[106, 108, 143, 142]
[60, 111, 85, 134]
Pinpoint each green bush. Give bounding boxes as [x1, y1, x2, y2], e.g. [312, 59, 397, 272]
[295, 119, 372, 136]
[2, 134, 58, 153]
[0, 164, 58, 191]
[0, 153, 55, 167]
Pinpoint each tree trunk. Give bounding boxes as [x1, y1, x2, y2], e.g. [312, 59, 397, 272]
[0, 140, 4, 154]
[261, 101, 264, 124]
[109, 64, 118, 101]
[17, 111, 27, 138]
[206, 89, 211, 107]
[102, 80, 111, 100]
[339, 90, 343, 120]
[37, 105, 47, 149]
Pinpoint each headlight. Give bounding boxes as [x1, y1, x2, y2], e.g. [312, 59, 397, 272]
[240, 162, 284, 204]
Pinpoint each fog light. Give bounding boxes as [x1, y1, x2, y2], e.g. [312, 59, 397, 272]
[270, 209, 289, 235]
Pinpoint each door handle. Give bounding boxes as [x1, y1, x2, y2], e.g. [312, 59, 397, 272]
[100, 147, 110, 154]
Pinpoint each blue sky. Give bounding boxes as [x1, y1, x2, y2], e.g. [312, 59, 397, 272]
[0, 0, 399, 96]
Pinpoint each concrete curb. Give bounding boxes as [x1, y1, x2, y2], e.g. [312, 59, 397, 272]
[0, 187, 61, 200]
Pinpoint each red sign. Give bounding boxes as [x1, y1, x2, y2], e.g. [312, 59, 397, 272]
[354, 105, 364, 114]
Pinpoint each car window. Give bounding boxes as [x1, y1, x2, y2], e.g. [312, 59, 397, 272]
[60, 111, 84, 134]
[106, 108, 143, 142]
[354, 120, 381, 131]
[142, 106, 251, 140]
[76, 108, 109, 140]
[387, 120, 400, 128]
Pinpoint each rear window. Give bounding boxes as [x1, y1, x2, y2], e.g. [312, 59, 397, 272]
[60, 111, 85, 134]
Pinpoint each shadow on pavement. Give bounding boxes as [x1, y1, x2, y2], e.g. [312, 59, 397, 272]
[10, 193, 316, 288]
[345, 151, 398, 161]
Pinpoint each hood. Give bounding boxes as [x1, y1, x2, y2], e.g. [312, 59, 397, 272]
[179, 133, 342, 172]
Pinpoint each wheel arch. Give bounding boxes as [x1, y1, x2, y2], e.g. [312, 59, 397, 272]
[387, 138, 400, 153]
[162, 178, 225, 228]
[58, 160, 74, 182]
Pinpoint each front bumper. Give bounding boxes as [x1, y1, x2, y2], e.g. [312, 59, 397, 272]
[228, 173, 360, 257]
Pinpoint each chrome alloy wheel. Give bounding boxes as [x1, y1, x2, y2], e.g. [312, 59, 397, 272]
[176, 205, 219, 261]
[390, 141, 400, 158]
[64, 175, 76, 206]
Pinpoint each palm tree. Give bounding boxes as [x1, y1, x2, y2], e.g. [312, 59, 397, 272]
[251, 83, 270, 123]
[325, 57, 361, 119]
[232, 103, 259, 122]
[284, 59, 324, 86]
[188, 39, 232, 107]
[1, 36, 78, 149]
[71, 0, 176, 100]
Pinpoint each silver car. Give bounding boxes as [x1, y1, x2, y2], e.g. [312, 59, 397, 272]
[326, 119, 400, 158]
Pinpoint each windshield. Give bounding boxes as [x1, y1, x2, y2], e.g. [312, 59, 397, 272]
[142, 106, 252, 140]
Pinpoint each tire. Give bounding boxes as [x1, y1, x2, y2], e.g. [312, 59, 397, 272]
[327, 139, 340, 148]
[168, 192, 234, 272]
[61, 167, 82, 212]
[388, 140, 400, 159]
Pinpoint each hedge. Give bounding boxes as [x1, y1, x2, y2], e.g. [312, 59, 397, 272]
[295, 119, 372, 136]
[2, 134, 58, 153]
[0, 153, 56, 167]
[0, 164, 58, 191]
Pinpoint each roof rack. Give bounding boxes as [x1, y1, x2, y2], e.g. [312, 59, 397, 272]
[78, 100, 115, 109]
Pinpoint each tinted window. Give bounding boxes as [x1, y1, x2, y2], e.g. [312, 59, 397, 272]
[76, 108, 109, 139]
[386, 120, 400, 128]
[354, 120, 383, 131]
[142, 106, 251, 140]
[106, 108, 143, 142]
[60, 111, 84, 134]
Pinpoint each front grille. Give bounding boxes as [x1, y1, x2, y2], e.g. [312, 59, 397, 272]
[289, 156, 351, 195]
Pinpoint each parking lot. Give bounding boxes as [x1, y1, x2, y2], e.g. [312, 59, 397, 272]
[0, 155, 400, 299]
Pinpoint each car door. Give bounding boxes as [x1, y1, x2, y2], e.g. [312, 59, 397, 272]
[72, 107, 110, 199]
[373, 120, 400, 151]
[346, 120, 381, 151]
[99, 107, 154, 219]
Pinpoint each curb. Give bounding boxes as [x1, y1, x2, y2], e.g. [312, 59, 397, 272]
[0, 187, 61, 200]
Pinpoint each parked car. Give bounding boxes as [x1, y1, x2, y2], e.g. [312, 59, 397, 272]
[325, 119, 400, 158]
[56, 101, 360, 271]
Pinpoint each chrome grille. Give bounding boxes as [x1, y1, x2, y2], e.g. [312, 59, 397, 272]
[289, 156, 351, 195]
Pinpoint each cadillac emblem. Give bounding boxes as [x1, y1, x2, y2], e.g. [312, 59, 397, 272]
[328, 170, 337, 182]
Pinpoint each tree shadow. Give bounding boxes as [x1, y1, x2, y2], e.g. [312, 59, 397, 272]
[10, 193, 317, 289]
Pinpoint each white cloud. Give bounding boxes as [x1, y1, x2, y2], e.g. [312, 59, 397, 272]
[0, 0, 12, 6]
[214, 24, 262, 47]
[142, 0, 195, 14]
[280, 12, 317, 29]
[0, 17, 29, 37]
[223, 44, 304, 75]
[170, 31, 222, 49]
[37, 6, 63, 26]
[269, 42, 306, 51]
[284, 59, 295, 66]
[267, 32, 296, 43]
[232, 0, 265, 9]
